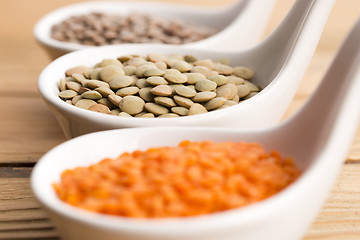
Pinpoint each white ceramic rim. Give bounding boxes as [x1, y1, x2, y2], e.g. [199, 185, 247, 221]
[37, 43, 277, 128]
[31, 126, 315, 235]
[33, 1, 230, 53]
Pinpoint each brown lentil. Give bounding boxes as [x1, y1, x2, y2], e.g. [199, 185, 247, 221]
[51, 12, 217, 46]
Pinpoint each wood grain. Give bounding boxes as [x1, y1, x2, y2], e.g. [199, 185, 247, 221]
[306, 163, 360, 239]
[0, 97, 66, 164]
[0, 178, 58, 239]
[0, 0, 359, 239]
[1, 164, 360, 239]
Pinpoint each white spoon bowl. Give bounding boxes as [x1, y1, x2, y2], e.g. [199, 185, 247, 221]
[38, 0, 335, 139]
[32, 18, 360, 240]
[34, 0, 277, 59]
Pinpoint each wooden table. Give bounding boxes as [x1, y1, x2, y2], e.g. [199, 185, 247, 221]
[1, 0, 359, 239]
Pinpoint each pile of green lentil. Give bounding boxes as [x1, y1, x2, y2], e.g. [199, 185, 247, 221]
[58, 53, 260, 118]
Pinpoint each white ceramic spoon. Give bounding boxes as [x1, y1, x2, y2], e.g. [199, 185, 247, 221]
[34, 0, 277, 59]
[38, 0, 336, 138]
[32, 18, 360, 240]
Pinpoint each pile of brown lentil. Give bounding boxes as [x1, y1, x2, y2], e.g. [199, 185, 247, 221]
[58, 53, 260, 118]
[51, 12, 217, 45]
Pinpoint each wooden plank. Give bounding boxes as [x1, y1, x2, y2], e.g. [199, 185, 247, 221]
[304, 163, 360, 239]
[0, 219, 54, 231]
[0, 165, 33, 178]
[0, 178, 58, 239]
[0, 164, 360, 239]
[0, 96, 66, 164]
[0, 209, 49, 222]
[0, 178, 41, 213]
[0, 39, 49, 95]
[0, 229, 58, 240]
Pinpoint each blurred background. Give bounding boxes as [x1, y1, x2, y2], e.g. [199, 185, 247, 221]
[1, 0, 359, 160]
[0, 0, 359, 117]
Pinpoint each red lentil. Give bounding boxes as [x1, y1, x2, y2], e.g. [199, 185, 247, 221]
[54, 140, 301, 218]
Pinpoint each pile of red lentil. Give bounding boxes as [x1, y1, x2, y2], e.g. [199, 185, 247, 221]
[54, 140, 300, 218]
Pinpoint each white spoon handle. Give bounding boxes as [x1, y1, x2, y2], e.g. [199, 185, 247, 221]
[185, 0, 277, 50]
[255, 0, 336, 80]
[285, 19, 360, 160]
